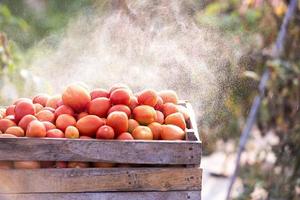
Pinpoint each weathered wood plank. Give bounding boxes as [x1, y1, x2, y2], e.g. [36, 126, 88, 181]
[0, 167, 202, 193]
[0, 138, 201, 164]
[181, 102, 201, 167]
[186, 129, 198, 141]
[185, 102, 200, 142]
[0, 191, 201, 200]
[179, 101, 200, 142]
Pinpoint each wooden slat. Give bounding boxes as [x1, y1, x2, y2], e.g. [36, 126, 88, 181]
[0, 191, 201, 200]
[0, 167, 202, 193]
[179, 101, 200, 142]
[185, 102, 200, 142]
[0, 138, 201, 164]
[181, 102, 201, 167]
[186, 129, 198, 141]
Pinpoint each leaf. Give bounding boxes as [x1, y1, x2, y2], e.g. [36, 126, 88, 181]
[204, 2, 227, 15]
[242, 70, 260, 81]
[0, 5, 12, 19]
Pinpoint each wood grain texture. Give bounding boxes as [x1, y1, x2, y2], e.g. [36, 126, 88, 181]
[179, 101, 200, 142]
[0, 191, 201, 200]
[0, 138, 201, 164]
[183, 102, 202, 167]
[185, 101, 200, 142]
[186, 129, 199, 141]
[0, 167, 202, 193]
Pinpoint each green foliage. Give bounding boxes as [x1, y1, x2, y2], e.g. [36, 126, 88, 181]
[0, 0, 97, 104]
[0, 4, 28, 74]
[0, 0, 94, 49]
[197, 1, 262, 33]
[0, 4, 29, 32]
[196, 0, 300, 199]
[237, 59, 300, 199]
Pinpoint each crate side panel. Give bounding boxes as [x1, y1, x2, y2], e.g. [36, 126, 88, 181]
[0, 138, 201, 164]
[0, 168, 202, 193]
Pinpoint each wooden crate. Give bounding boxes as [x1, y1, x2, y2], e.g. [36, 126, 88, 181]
[0, 101, 202, 200]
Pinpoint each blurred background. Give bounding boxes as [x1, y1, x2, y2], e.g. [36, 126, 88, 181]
[0, 0, 299, 199]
